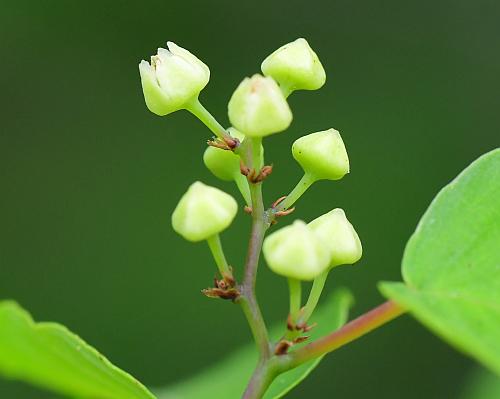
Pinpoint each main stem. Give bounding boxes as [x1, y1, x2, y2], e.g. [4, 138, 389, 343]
[239, 138, 270, 360]
[242, 358, 280, 399]
[238, 138, 276, 399]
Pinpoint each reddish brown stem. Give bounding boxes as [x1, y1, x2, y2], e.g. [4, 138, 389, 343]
[283, 300, 405, 369]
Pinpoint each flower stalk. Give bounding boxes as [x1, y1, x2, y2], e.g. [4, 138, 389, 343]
[300, 270, 329, 323]
[283, 300, 406, 369]
[288, 278, 302, 319]
[206, 234, 231, 278]
[275, 173, 315, 211]
[186, 98, 229, 139]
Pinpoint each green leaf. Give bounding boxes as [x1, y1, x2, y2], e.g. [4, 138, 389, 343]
[0, 301, 156, 399]
[460, 368, 500, 399]
[380, 149, 500, 375]
[156, 288, 353, 399]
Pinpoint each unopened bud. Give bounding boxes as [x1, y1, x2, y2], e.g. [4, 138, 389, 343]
[263, 220, 329, 280]
[203, 128, 245, 181]
[171, 181, 237, 242]
[292, 128, 349, 181]
[261, 38, 326, 92]
[309, 208, 362, 267]
[228, 74, 292, 137]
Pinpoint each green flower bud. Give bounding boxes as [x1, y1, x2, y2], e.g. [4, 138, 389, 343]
[263, 220, 330, 281]
[171, 181, 237, 242]
[228, 74, 292, 137]
[139, 42, 210, 116]
[292, 128, 349, 181]
[203, 128, 245, 181]
[309, 208, 362, 267]
[203, 128, 265, 180]
[261, 38, 326, 92]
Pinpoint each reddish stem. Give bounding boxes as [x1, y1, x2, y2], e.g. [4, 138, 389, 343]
[283, 300, 405, 369]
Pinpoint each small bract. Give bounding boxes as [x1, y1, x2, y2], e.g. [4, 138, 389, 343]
[228, 74, 292, 137]
[309, 208, 362, 267]
[292, 128, 349, 181]
[171, 181, 237, 242]
[139, 42, 210, 116]
[263, 220, 330, 280]
[261, 38, 326, 92]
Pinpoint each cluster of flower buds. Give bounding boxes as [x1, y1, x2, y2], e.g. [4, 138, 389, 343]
[263, 220, 330, 280]
[263, 210, 362, 281]
[140, 37, 362, 311]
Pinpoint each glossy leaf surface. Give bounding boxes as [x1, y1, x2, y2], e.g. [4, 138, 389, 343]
[0, 301, 156, 399]
[380, 149, 500, 375]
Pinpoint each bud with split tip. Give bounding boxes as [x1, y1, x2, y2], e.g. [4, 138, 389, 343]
[292, 128, 349, 181]
[171, 181, 237, 242]
[228, 74, 292, 138]
[309, 208, 362, 268]
[263, 220, 330, 281]
[139, 42, 210, 116]
[261, 38, 326, 93]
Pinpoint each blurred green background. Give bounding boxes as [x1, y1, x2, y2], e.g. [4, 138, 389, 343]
[1, 0, 499, 397]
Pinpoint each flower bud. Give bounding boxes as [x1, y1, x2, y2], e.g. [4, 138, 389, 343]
[139, 42, 210, 116]
[309, 209, 362, 267]
[171, 181, 237, 242]
[228, 74, 292, 137]
[261, 38, 326, 92]
[203, 129, 265, 182]
[292, 128, 349, 181]
[203, 128, 245, 181]
[263, 220, 330, 280]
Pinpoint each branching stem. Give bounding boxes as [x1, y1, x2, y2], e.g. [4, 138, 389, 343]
[275, 173, 316, 211]
[235, 138, 406, 399]
[241, 359, 279, 399]
[283, 300, 405, 370]
[285, 272, 327, 341]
